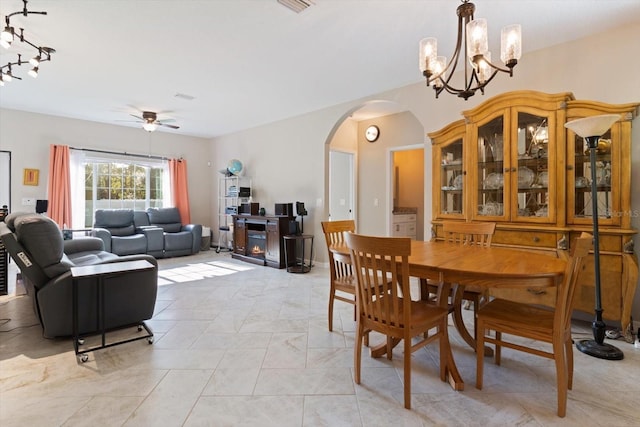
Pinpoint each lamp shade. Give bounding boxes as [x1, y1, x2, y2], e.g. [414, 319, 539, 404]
[564, 114, 619, 138]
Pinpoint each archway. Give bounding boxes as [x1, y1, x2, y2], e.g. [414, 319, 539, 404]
[323, 100, 426, 239]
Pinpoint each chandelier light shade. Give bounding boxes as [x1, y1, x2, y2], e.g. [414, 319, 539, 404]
[564, 114, 623, 360]
[0, 0, 55, 86]
[419, 0, 522, 100]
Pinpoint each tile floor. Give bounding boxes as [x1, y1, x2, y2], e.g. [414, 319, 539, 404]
[1, 250, 639, 426]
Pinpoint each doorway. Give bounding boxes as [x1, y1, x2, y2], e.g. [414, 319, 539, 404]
[329, 150, 355, 221]
[389, 146, 424, 240]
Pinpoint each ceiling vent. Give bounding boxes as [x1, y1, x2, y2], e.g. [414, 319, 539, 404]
[174, 92, 196, 101]
[277, 0, 314, 13]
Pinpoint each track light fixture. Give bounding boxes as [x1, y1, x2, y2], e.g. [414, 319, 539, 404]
[419, 0, 521, 100]
[0, 0, 55, 86]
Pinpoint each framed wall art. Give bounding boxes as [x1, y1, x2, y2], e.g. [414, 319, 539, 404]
[23, 168, 39, 186]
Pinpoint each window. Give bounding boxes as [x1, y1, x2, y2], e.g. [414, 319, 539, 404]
[78, 156, 169, 227]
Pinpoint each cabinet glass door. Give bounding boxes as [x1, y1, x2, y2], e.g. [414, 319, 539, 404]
[514, 112, 551, 220]
[439, 138, 464, 216]
[477, 116, 505, 218]
[568, 125, 619, 225]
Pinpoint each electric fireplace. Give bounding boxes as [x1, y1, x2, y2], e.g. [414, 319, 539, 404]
[247, 230, 266, 261]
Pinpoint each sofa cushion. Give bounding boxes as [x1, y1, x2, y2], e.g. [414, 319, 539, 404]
[134, 210, 150, 228]
[15, 214, 69, 279]
[147, 207, 183, 233]
[111, 234, 148, 256]
[66, 251, 119, 266]
[94, 209, 136, 236]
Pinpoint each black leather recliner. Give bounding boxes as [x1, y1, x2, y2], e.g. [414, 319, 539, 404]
[0, 212, 158, 339]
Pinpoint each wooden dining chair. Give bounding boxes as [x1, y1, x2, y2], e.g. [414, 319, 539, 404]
[321, 220, 357, 332]
[345, 232, 452, 410]
[422, 221, 496, 350]
[475, 232, 592, 417]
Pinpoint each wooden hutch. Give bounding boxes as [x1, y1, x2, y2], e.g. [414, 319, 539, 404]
[430, 90, 638, 341]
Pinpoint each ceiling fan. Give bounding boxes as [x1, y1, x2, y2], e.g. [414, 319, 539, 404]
[126, 111, 180, 132]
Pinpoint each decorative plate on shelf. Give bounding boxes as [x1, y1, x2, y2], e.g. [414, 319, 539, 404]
[453, 175, 463, 189]
[484, 173, 503, 189]
[575, 176, 589, 188]
[537, 171, 549, 187]
[518, 167, 535, 188]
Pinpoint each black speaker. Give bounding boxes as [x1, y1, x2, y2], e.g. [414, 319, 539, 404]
[35, 199, 48, 214]
[296, 201, 307, 216]
[240, 202, 259, 215]
[275, 203, 293, 217]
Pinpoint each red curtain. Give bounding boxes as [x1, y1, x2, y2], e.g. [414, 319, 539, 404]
[169, 158, 191, 223]
[47, 144, 72, 228]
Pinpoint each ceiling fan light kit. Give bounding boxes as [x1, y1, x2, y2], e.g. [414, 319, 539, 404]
[419, 0, 521, 100]
[138, 111, 179, 132]
[1, 0, 55, 87]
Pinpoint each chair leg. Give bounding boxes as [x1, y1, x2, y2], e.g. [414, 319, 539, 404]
[404, 335, 412, 409]
[354, 321, 363, 385]
[328, 286, 335, 332]
[438, 322, 448, 383]
[476, 319, 484, 390]
[553, 338, 568, 417]
[565, 337, 574, 390]
[495, 331, 502, 366]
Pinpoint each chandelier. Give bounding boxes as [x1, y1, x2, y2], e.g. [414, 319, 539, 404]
[419, 0, 521, 100]
[1, 0, 55, 86]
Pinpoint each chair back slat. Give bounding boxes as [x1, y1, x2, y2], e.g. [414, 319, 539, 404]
[345, 233, 411, 334]
[321, 220, 356, 281]
[442, 221, 496, 247]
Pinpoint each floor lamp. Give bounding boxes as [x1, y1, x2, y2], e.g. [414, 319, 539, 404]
[564, 114, 623, 360]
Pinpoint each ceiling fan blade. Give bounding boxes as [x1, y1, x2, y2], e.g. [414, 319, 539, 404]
[130, 114, 144, 121]
[158, 122, 180, 129]
[157, 118, 176, 123]
[116, 119, 142, 123]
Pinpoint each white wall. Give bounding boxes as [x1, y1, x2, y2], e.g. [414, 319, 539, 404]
[356, 112, 425, 236]
[0, 109, 212, 227]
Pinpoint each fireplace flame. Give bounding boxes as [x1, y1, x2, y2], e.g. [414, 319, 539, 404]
[251, 245, 263, 254]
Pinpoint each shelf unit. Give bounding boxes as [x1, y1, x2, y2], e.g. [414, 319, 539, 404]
[218, 175, 251, 251]
[430, 90, 639, 341]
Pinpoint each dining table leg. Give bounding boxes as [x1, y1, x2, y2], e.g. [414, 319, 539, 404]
[451, 284, 494, 357]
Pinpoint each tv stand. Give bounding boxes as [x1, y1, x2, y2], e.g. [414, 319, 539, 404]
[232, 215, 293, 269]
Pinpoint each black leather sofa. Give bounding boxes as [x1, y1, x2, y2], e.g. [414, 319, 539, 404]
[0, 212, 158, 339]
[92, 208, 202, 258]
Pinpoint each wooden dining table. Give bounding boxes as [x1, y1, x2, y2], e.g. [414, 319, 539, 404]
[330, 239, 567, 391]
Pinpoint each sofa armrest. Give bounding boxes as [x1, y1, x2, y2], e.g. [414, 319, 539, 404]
[64, 237, 105, 254]
[91, 228, 112, 252]
[182, 224, 203, 254]
[140, 227, 164, 253]
[104, 253, 158, 268]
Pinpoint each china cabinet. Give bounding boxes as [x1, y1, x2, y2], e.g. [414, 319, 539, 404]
[430, 91, 639, 341]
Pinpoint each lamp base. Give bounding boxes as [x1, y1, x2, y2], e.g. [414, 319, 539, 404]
[576, 339, 624, 360]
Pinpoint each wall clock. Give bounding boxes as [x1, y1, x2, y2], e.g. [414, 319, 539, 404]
[365, 125, 380, 142]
